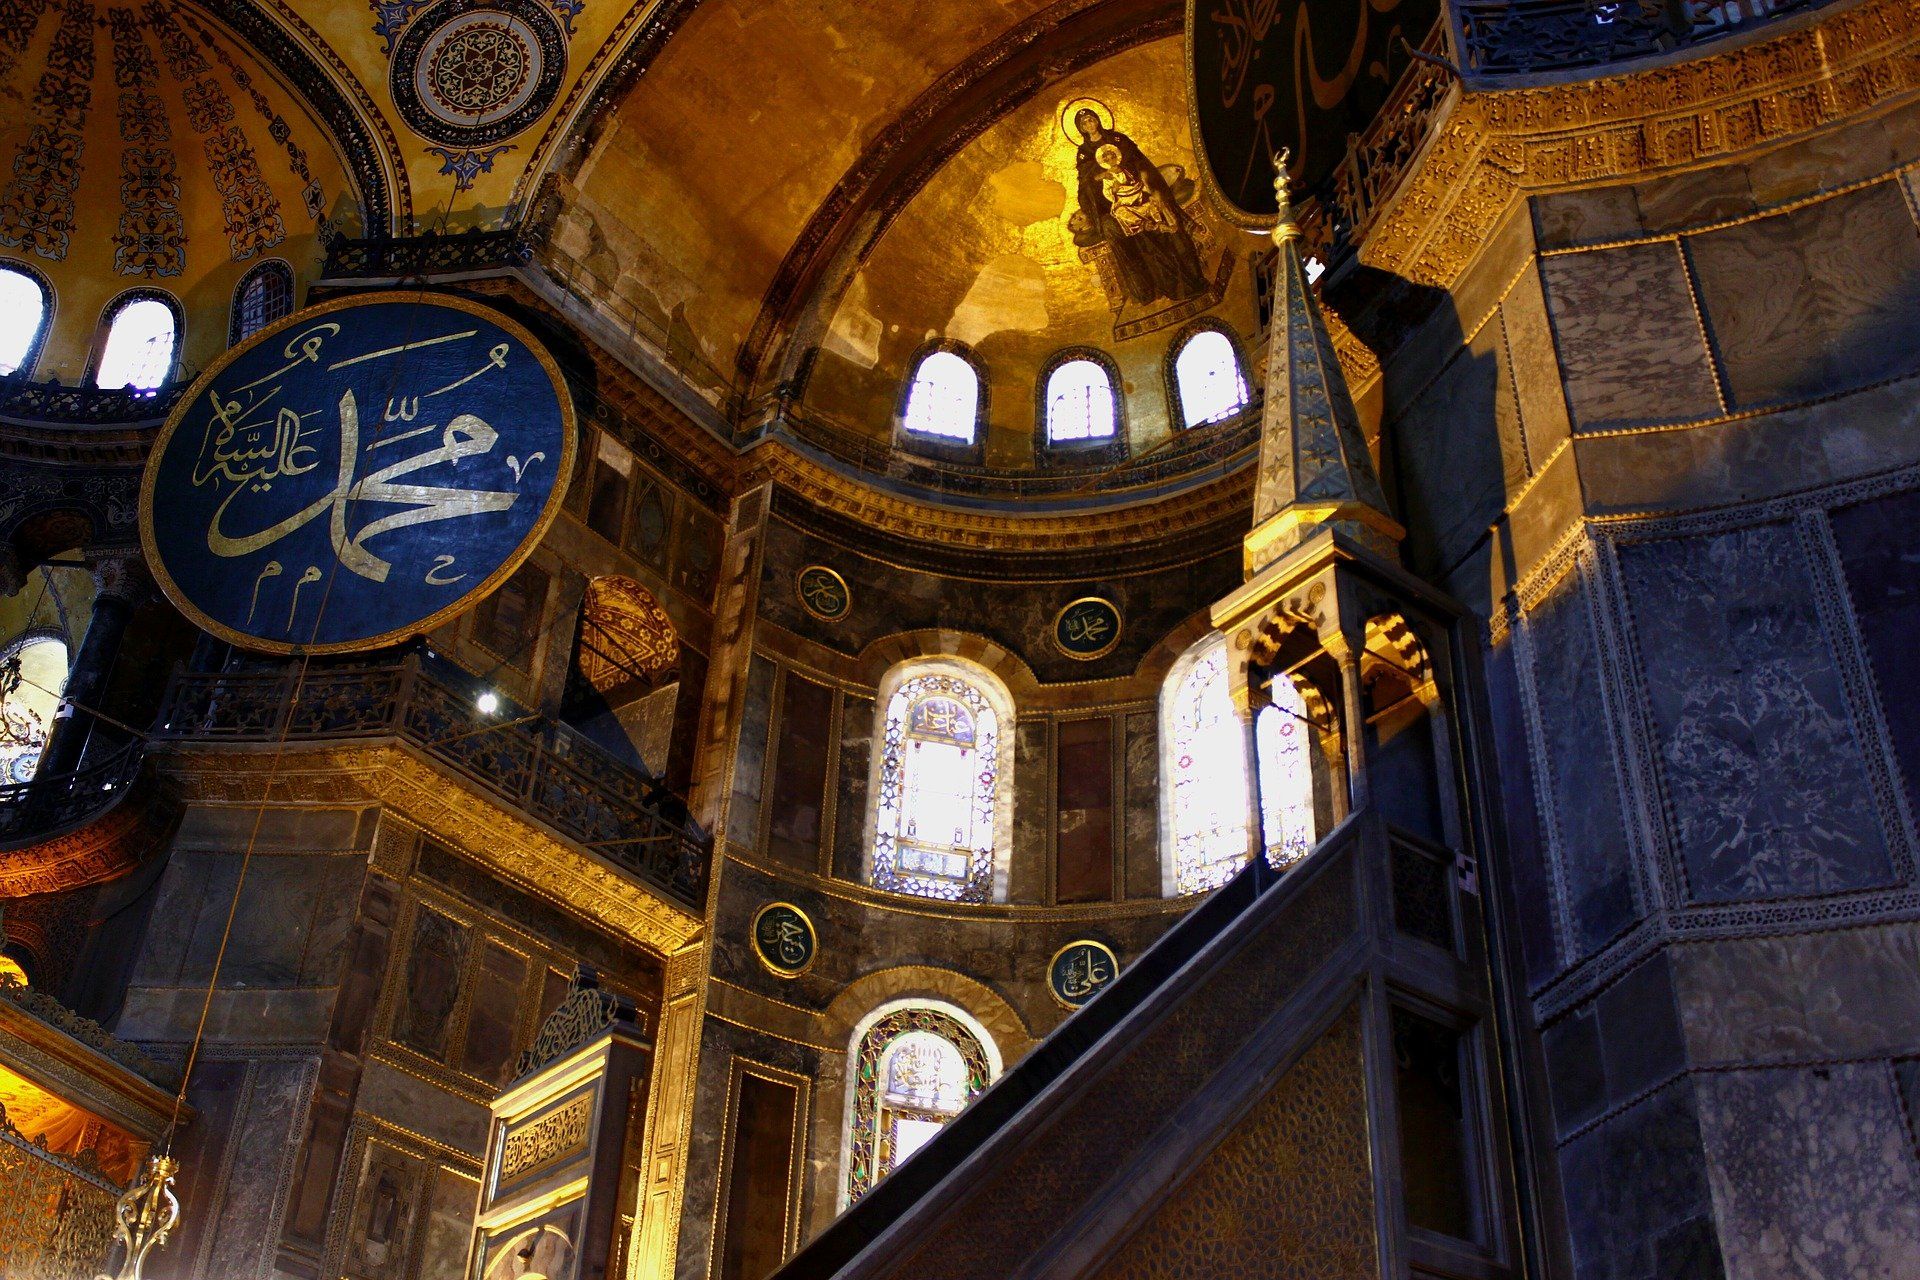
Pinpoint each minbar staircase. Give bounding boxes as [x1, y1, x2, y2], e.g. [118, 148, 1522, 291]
[773, 808, 1521, 1280]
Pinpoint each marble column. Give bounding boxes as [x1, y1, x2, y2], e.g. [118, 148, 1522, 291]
[34, 554, 147, 781]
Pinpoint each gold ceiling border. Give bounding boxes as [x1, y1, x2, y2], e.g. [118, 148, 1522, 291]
[1361, 0, 1920, 293]
[149, 742, 703, 956]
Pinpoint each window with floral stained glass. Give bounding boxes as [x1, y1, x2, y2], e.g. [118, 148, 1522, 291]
[843, 1005, 994, 1205]
[1162, 636, 1252, 894]
[870, 665, 1008, 902]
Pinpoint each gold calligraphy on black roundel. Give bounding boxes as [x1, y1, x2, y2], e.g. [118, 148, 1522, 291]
[139, 292, 576, 655]
[1053, 596, 1123, 661]
[751, 902, 817, 978]
[1048, 940, 1119, 1009]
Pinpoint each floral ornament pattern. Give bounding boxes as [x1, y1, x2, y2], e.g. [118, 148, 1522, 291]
[428, 143, 514, 192]
[177, 7, 326, 225]
[108, 6, 184, 276]
[845, 1007, 991, 1204]
[0, 0, 94, 260]
[143, 0, 283, 261]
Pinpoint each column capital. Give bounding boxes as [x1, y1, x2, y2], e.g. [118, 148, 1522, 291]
[90, 553, 152, 606]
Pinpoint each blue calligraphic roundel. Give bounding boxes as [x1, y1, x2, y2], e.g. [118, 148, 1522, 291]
[141, 293, 576, 654]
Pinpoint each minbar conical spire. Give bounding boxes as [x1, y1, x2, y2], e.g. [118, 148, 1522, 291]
[1244, 152, 1402, 578]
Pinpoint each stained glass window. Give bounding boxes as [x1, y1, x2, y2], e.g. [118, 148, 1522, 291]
[230, 260, 294, 344]
[1164, 638, 1252, 894]
[844, 1006, 993, 1204]
[902, 350, 979, 442]
[872, 668, 1004, 902]
[1045, 358, 1116, 443]
[0, 635, 68, 784]
[1257, 678, 1317, 868]
[94, 295, 178, 392]
[1173, 328, 1247, 427]
[0, 263, 50, 377]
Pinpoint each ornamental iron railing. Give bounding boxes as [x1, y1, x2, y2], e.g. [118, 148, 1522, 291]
[0, 376, 185, 427]
[0, 742, 145, 844]
[152, 656, 709, 907]
[1455, 0, 1829, 76]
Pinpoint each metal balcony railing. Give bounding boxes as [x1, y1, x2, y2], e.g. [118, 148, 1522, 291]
[152, 656, 709, 908]
[1455, 0, 1832, 77]
[0, 742, 145, 844]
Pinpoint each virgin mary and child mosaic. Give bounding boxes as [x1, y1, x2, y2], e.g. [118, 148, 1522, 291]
[1062, 98, 1231, 341]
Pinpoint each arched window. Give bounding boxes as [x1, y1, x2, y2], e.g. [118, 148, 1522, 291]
[230, 260, 295, 344]
[1161, 634, 1252, 894]
[1044, 357, 1117, 444]
[1256, 677, 1317, 867]
[1172, 327, 1247, 428]
[0, 633, 69, 784]
[843, 1002, 997, 1205]
[869, 659, 1013, 903]
[94, 293, 180, 391]
[902, 349, 980, 442]
[0, 262, 52, 378]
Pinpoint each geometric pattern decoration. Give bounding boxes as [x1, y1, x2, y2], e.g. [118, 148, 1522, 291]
[0, 0, 96, 261]
[390, 0, 565, 147]
[577, 575, 679, 695]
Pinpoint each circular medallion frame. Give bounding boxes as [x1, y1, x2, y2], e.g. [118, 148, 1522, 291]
[796, 564, 851, 622]
[391, 0, 567, 146]
[750, 902, 818, 979]
[1047, 939, 1119, 1010]
[139, 291, 577, 656]
[1051, 596, 1123, 661]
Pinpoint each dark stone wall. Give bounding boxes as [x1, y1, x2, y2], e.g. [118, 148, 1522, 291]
[1369, 104, 1920, 1280]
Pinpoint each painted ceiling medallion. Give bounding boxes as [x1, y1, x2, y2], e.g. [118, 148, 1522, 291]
[391, 0, 566, 146]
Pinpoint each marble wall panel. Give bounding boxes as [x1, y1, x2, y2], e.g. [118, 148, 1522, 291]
[1829, 485, 1920, 821]
[1389, 319, 1514, 580]
[1618, 522, 1896, 901]
[728, 655, 777, 849]
[1522, 570, 1640, 960]
[1557, 1077, 1723, 1280]
[1011, 719, 1049, 904]
[1670, 924, 1920, 1065]
[1123, 711, 1161, 900]
[354, 1058, 490, 1154]
[1502, 265, 1573, 468]
[200, 1059, 317, 1280]
[1539, 243, 1722, 431]
[833, 694, 875, 881]
[1687, 181, 1920, 410]
[1482, 639, 1560, 989]
[1696, 1063, 1920, 1280]
[417, 1165, 479, 1280]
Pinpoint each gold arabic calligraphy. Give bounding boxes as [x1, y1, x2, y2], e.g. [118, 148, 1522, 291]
[191, 323, 534, 611]
[1061, 605, 1114, 649]
[1056, 946, 1115, 1001]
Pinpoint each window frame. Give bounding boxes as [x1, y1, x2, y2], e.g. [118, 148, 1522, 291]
[1035, 346, 1127, 466]
[1164, 318, 1251, 431]
[89, 287, 184, 392]
[228, 258, 296, 346]
[0, 258, 54, 381]
[894, 340, 988, 464]
[863, 657, 1016, 905]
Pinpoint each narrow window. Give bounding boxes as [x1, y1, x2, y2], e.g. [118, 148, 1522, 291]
[1164, 639, 1251, 894]
[1044, 358, 1116, 444]
[1256, 678, 1317, 867]
[0, 264, 51, 377]
[1173, 328, 1247, 427]
[902, 350, 979, 442]
[1393, 1008, 1482, 1242]
[94, 295, 179, 391]
[230, 260, 294, 344]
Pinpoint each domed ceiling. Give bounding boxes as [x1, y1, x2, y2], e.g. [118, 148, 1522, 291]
[0, 0, 353, 380]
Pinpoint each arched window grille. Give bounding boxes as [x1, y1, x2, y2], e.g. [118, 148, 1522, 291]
[1162, 635, 1252, 894]
[230, 260, 295, 344]
[1172, 328, 1247, 428]
[94, 293, 180, 391]
[0, 632, 69, 784]
[870, 662, 1011, 903]
[901, 349, 980, 443]
[844, 1004, 995, 1205]
[1044, 357, 1117, 444]
[0, 262, 52, 378]
[1256, 678, 1317, 867]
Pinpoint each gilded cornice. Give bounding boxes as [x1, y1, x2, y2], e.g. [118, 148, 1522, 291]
[150, 742, 703, 956]
[1362, 0, 1920, 295]
[0, 981, 182, 1140]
